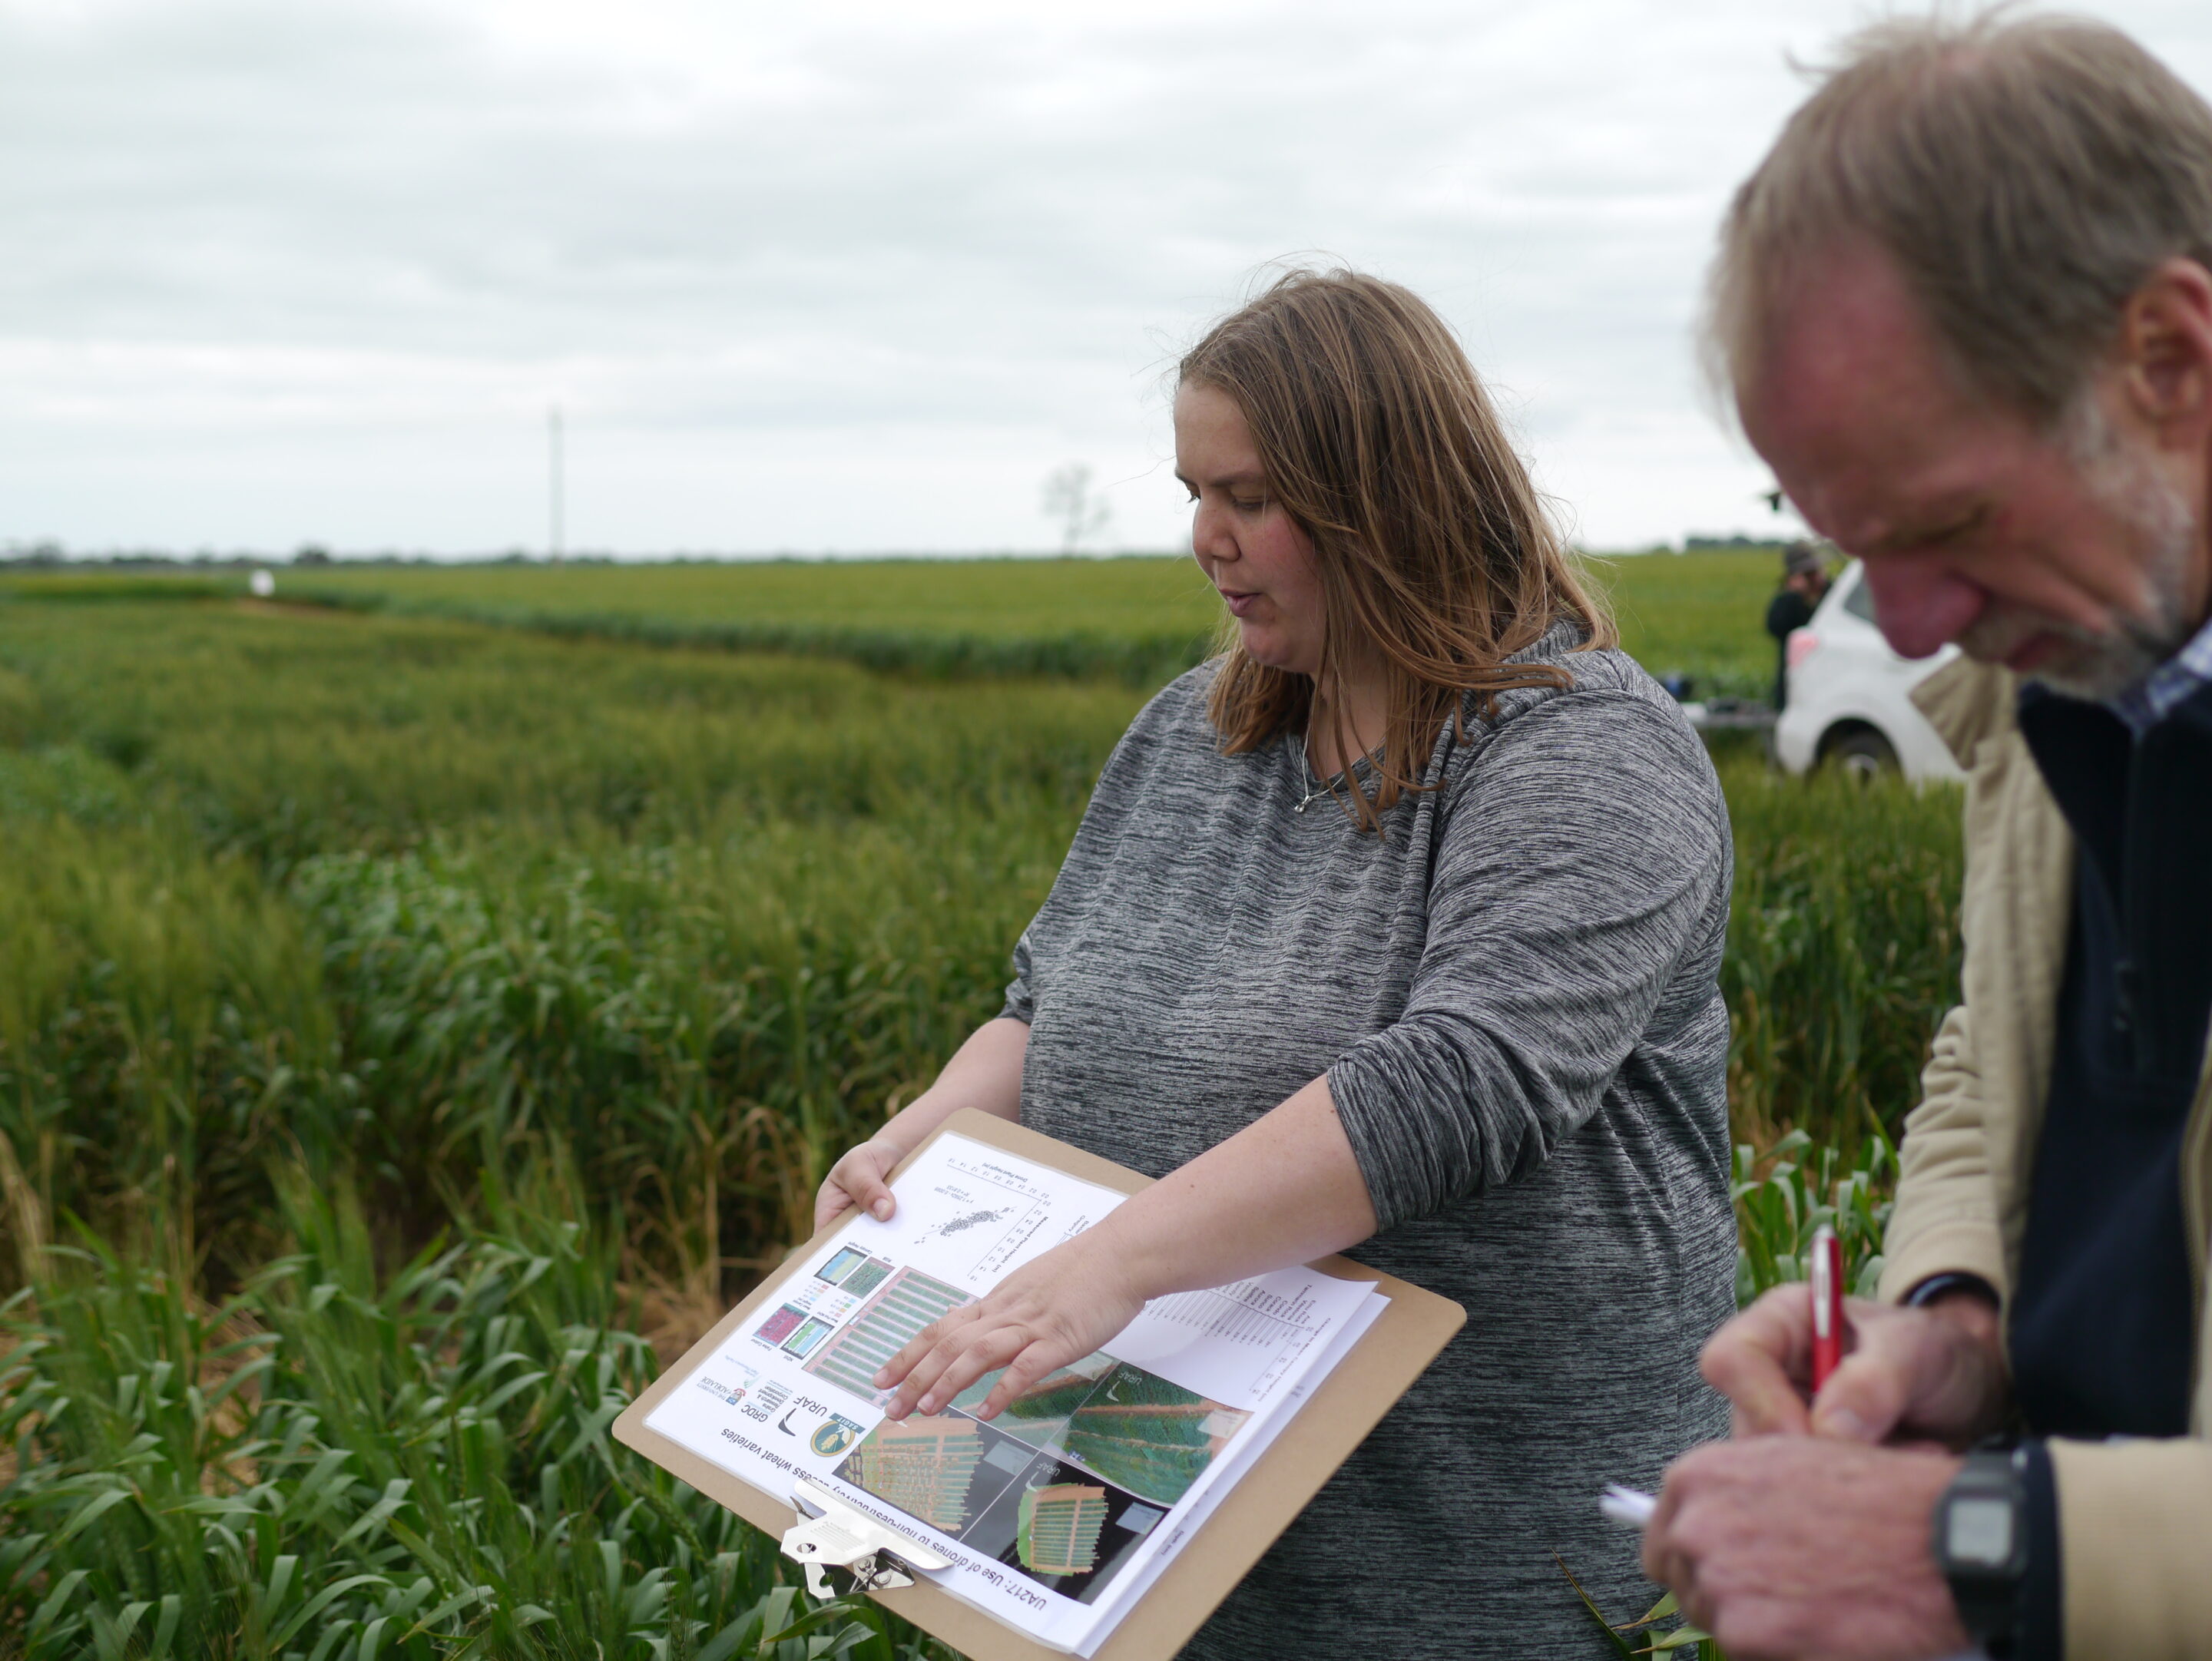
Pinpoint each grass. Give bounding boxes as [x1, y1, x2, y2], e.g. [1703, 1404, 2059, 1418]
[0, 604, 1131, 1300]
[0, 574, 235, 605]
[277, 560, 1224, 687]
[1717, 755, 1963, 1160]
[0, 579, 1952, 1656]
[270, 559, 1226, 646]
[2, 546, 1790, 698]
[0, 1165, 935, 1660]
[1584, 551, 1793, 702]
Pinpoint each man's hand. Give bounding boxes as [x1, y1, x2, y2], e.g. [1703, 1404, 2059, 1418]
[1702, 1283, 2008, 1447]
[814, 1139, 906, 1233]
[873, 1231, 1147, 1422]
[1646, 1438, 1969, 1661]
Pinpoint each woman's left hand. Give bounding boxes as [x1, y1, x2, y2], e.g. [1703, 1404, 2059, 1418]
[874, 1229, 1149, 1421]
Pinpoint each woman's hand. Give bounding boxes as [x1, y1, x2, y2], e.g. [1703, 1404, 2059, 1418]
[810, 1019, 1031, 1235]
[869, 1075, 1375, 1421]
[814, 1139, 906, 1233]
[874, 1230, 1147, 1421]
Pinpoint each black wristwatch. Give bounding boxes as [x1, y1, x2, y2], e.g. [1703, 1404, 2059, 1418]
[1931, 1447, 2027, 1657]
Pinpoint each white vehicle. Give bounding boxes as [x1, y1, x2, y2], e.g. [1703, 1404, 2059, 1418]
[1773, 559, 1965, 783]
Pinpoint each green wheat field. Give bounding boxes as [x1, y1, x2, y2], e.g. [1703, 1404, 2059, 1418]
[0, 554, 1956, 1658]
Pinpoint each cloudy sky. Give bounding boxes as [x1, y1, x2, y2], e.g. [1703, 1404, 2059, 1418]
[5, 0, 2210, 558]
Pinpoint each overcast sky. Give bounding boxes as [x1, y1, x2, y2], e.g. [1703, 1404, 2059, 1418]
[5, 0, 2210, 558]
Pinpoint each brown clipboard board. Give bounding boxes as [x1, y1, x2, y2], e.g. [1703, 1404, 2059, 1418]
[614, 1109, 1466, 1661]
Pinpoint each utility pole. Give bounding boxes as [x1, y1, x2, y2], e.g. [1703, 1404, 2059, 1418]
[548, 404, 565, 562]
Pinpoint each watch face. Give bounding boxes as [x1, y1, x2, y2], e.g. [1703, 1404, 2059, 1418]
[1947, 1496, 2015, 1567]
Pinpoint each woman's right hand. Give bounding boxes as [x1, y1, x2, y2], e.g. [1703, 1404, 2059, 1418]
[809, 1016, 1031, 1234]
[814, 1138, 906, 1233]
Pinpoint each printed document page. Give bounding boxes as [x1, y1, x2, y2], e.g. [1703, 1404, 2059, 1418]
[644, 1131, 1386, 1653]
[1063, 1285, 1389, 1656]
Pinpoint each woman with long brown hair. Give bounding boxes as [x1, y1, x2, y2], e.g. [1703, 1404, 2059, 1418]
[817, 269, 1735, 1655]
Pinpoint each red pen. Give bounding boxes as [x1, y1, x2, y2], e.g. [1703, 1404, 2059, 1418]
[1809, 1223, 1846, 1391]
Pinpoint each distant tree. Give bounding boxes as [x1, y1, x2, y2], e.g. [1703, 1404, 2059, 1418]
[1041, 464, 1112, 556]
[293, 543, 333, 566]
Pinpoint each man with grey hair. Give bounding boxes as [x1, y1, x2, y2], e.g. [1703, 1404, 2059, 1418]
[1645, 10, 2212, 1659]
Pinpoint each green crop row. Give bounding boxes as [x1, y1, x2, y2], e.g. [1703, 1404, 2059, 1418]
[0, 544, 1790, 698]
[0, 575, 238, 605]
[0, 1160, 949, 1660]
[0, 602, 1952, 1286]
[273, 558, 1227, 647]
[0, 1128, 1885, 1661]
[285, 587, 1214, 690]
[279, 549, 1787, 699]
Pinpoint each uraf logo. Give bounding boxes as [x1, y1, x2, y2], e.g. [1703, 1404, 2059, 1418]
[809, 1414, 864, 1458]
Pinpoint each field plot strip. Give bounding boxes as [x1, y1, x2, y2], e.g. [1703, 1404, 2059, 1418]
[804, 1266, 972, 1401]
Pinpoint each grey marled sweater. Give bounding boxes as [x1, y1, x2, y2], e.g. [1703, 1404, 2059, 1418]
[1001, 625, 1736, 1659]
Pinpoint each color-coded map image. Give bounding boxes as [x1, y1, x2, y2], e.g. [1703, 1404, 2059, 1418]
[842, 1259, 892, 1297]
[815, 1245, 873, 1284]
[756, 1305, 805, 1345]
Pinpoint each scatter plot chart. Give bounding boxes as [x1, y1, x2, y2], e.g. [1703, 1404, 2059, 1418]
[916, 1147, 1102, 1279]
[934, 1206, 1012, 1238]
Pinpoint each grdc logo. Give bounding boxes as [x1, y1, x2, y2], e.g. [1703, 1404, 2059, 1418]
[743, 1381, 792, 1424]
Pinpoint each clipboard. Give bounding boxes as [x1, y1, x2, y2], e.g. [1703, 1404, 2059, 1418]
[614, 1109, 1466, 1661]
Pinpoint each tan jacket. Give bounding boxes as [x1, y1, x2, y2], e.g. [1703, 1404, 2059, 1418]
[1880, 658, 2212, 1659]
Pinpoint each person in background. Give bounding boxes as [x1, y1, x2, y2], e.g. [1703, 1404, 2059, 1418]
[1763, 541, 1830, 709]
[1646, 12, 2212, 1660]
[816, 269, 1738, 1658]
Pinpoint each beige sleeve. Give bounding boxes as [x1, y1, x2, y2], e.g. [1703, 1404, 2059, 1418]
[2048, 1438, 2212, 1659]
[1879, 1000, 2012, 1307]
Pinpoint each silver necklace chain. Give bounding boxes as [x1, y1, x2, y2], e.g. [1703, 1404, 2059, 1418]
[1291, 734, 1363, 815]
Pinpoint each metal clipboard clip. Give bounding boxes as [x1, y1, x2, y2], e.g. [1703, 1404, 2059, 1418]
[782, 1475, 953, 1599]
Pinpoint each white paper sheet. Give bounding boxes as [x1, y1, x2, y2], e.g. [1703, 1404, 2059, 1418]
[644, 1131, 1386, 1653]
[1068, 1287, 1390, 1655]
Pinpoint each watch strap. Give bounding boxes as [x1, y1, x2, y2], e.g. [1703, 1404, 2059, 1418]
[1903, 1271, 2002, 1312]
[2015, 1441, 2061, 1661]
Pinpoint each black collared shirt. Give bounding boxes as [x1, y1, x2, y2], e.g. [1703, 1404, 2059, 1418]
[2010, 683, 2212, 1438]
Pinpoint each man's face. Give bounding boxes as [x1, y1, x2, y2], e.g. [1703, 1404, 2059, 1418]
[1740, 242, 2208, 700]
